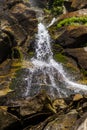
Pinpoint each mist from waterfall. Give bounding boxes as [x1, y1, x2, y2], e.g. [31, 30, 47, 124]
[24, 22, 87, 98]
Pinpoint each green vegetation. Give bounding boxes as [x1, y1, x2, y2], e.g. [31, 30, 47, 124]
[81, 69, 87, 76]
[48, 0, 64, 15]
[57, 16, 87, 28]
[28, 51, 34, 58]
[54, 53, 79, 74]
[54, 53, 67, 63]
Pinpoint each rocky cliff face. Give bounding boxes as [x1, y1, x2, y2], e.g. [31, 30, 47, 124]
[0, 0, 87, 130]
[0, 0, 37, 63]
[0, 0, 38, 101]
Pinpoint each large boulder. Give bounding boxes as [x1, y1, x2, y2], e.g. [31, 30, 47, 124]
[64, 48, 87, 70]
[57, 25, 87, 48]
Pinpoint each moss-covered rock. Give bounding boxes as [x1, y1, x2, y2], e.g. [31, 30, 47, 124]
[57, 16, 87, 28]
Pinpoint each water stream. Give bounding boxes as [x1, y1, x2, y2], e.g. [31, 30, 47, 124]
[10, 0, 87, 99]
[24, 22, 87, 98]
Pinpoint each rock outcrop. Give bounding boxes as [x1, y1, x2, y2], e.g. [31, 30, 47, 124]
[71, 0, 87, 10]
[0, 0, 37, 63]
[1, 92, 87, 130]
[0, 108, 21, 130]
[64, 48, 87, 70]
[57, 25, 87, 48]
[0, 0, 38, 102]
[0, 0, 87, 129]
[49, 9, 87, 74]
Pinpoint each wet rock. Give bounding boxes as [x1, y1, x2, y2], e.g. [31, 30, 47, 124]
[44, 111, 78, 130]
[64, 48, 87, 70]
[6, 92, 56, 129]
[57, 25, 87, 48]
[0, 0, 38, 95]
[0, 108, 21, 130]
[7, 91, 56, 117]
[28, 110, 78, 130]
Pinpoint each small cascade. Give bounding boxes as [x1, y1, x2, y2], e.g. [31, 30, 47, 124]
[24, 22, 87, 98]
[47, 18, 56, 28]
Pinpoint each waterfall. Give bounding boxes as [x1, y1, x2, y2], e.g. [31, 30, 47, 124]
[24, 22, 87, 98]
[47, 18, 56, 28]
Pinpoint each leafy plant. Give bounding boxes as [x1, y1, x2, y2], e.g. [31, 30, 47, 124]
[48, 0, 64, 15]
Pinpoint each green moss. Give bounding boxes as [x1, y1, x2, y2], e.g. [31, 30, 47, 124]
[54, 53, 67, 63]
[54, 53, 79, 75]
[28, 51, 34, 58]
[81, 69, 87, 76]
[57, 16, 87, 28]
[44, 8, 51, 14]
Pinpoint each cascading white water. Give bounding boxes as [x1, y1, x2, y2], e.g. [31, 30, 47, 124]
[25, 22, 87, 98]
[47, 18, 56, 28]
